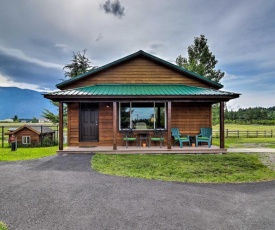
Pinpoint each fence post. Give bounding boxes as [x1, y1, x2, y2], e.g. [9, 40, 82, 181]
[226, 129, 228, 138]
[40, 125, 43, 147]
[1, 126, 4, 148]
[56, 125, 59, 145]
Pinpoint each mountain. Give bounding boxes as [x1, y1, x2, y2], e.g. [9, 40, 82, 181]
[0, 87, 57, 120]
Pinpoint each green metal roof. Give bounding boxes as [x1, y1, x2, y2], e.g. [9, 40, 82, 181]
[56, 50, 223, 89]
[47, 84, 238, 97]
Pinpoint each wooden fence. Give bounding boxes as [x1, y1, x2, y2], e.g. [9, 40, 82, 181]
[213, 129, 275, 138]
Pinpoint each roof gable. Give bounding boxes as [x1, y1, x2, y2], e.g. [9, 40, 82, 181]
[56, 50, 223, 89]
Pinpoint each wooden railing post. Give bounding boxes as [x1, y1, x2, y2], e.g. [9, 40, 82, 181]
[113, 102, 117, 150]
[167, 101, 172, 150]
[219, 102, 225, 149]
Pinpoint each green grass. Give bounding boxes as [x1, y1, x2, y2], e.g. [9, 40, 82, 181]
[0, 221, 8, 230]
[0, 146, 57, 161]
[92, 153, 275, 183]
[212, 137, 275, 148]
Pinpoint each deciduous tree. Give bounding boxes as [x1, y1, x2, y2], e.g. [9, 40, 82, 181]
[176, 35, 224, 83]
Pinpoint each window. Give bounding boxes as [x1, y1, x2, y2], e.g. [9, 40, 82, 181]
[119, 102, 166, 130]
[22, 136, 31, 144]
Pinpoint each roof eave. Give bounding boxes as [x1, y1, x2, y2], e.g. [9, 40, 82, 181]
[44, 94, 240, 102]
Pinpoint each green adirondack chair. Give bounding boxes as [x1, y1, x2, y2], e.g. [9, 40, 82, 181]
[171, 127, 190, 147]
[121, 128, 138, 148]
[149, 129, 165, 148]
[196, 128, 212, 148]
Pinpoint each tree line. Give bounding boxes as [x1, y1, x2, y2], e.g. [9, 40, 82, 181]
[212, 105, 275, 125]
[224, 106, 275, 125]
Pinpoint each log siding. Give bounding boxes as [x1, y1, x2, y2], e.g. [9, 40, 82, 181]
[60, 58, 214, 90]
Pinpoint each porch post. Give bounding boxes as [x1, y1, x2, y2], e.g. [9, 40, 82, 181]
[220, 102, 225, 149]
[113, 102, 117, 150]
[59, 102, 64, 151]
[167, 101, 172, 149]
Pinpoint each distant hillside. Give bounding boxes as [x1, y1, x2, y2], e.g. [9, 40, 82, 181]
[0, 87, 57, 120]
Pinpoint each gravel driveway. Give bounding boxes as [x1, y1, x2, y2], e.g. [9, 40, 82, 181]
[1, 153, 275, 230]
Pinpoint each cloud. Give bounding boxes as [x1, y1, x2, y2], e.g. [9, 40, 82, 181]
[0, 73, 52, 92]
[101, 0, 125, 18]
[95, 33, 103, 42]
[0, 46, 63, 69]
[0, 51, 63, 90]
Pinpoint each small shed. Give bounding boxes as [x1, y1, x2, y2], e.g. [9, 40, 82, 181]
[5, 125, 55, 146]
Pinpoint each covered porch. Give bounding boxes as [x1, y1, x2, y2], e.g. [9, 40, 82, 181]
[44, 84, 239, 153]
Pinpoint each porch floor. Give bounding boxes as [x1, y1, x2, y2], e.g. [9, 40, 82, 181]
[57, 145, 227, 155]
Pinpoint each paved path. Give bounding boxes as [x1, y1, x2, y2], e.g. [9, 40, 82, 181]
[228, 148, 275, 153]
[1, 154, 275, 230]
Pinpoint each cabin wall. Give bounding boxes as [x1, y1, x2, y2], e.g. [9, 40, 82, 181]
[60, 58, 214, 90]
[171, 102, 212, 135]
[67, 103, 79, 146]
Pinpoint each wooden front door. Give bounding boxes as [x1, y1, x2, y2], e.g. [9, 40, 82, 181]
[80, 103, 99, 142]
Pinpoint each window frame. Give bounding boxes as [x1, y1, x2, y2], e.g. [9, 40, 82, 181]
[22, 136, 31, 145]
[119, 102, 167, 130]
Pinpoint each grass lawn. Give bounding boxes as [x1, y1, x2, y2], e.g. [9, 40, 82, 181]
[0, 221, 8, 230]
[212, 137, 275, 148]
[0, 146, 58, 161]
[92, 153, 275, 183]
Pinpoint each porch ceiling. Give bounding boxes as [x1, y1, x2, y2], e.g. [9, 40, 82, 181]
[44, 84, 240, 102]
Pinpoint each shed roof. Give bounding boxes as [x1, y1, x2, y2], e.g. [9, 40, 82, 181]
[56, 50, 223, 89]
[7, 125, 55, 135]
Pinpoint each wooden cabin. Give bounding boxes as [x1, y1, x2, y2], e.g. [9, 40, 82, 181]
[6, 125, 55, 146]
[44, 50, 240, 151]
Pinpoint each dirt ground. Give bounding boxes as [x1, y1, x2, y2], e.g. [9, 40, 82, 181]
[260, 153, 275, 170]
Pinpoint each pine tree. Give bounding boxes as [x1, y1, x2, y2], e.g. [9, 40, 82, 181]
[63, 49, 96, 78]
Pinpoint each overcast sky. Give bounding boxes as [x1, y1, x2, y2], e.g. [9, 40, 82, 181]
[0, 0, 274, 110]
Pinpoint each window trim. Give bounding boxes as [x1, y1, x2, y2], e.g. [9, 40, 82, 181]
[119, 102, 167, 130]
[22, 136, 31, 145]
